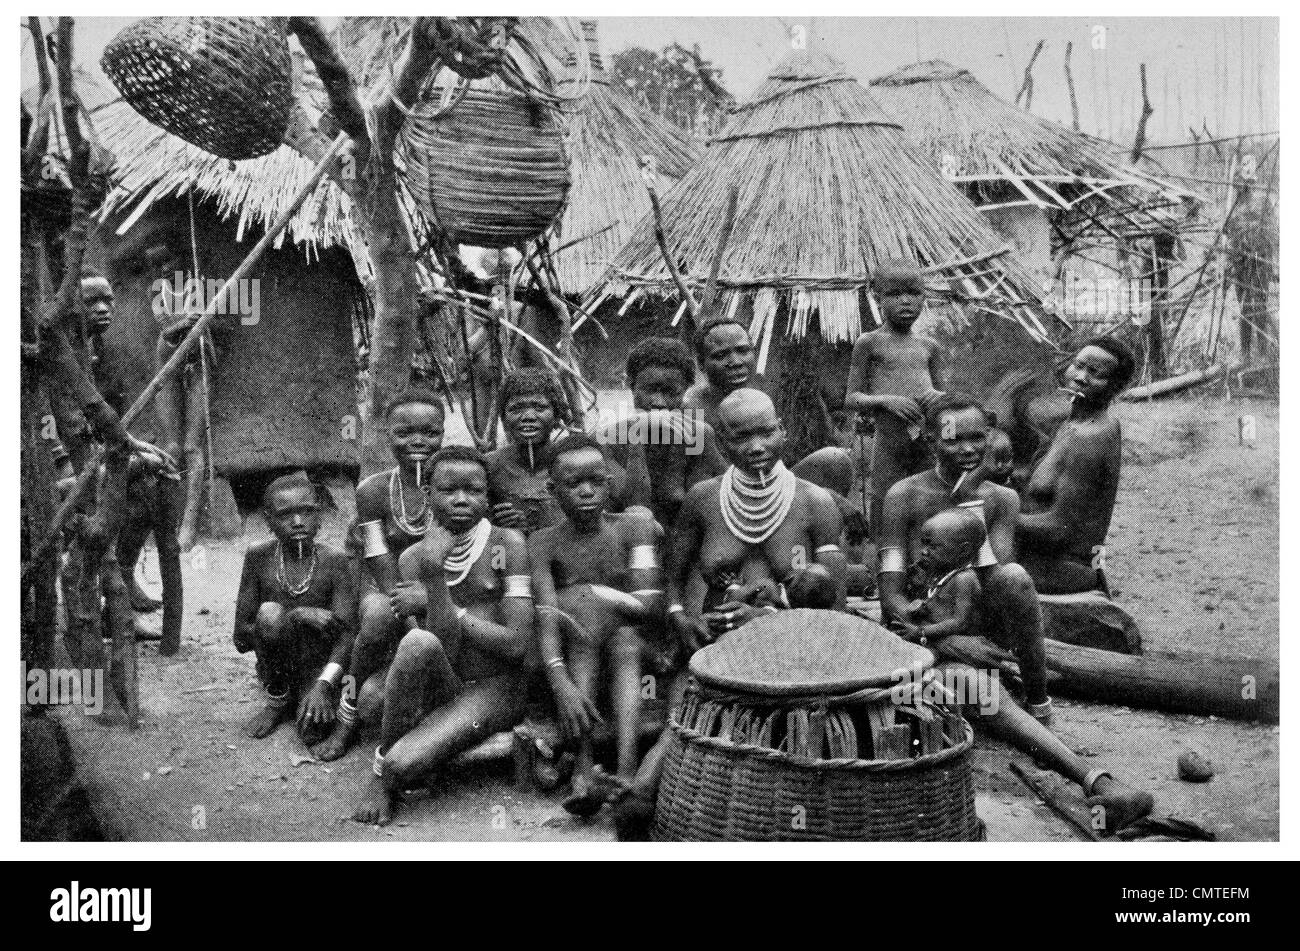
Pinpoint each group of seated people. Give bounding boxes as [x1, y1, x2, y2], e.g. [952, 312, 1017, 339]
[234, 258, 1154, 837]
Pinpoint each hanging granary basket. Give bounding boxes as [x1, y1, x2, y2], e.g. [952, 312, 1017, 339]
[400, 81, 571, 249]
[101, 16, 293, 161]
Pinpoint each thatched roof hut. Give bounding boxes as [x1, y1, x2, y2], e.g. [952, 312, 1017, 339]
[84, 57, 363, 507]
[596, 50, 1054, 359]
[869, 60, 1194, 247]
[548, 20, 699, 295]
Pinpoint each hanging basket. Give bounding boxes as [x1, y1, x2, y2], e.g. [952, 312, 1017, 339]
[101, 16, 293, 161]
[650, 610, 984, 842]
[401, 85, 570, 249]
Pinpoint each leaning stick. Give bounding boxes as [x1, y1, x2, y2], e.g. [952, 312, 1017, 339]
[698, 184, 739, 321]
[1008, 761, 1100, 842]
[24, 132, 351, 584]
[639, 155, 700, 317]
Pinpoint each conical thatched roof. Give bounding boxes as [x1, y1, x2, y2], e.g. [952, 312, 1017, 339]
[549, 20, 699, 294]
[870, 59, 1193, 227]
[599, 49, 1051, 349]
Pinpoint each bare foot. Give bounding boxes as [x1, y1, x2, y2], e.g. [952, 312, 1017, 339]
[1086, 777, 1155, 834]
[312, 718, 357, 762]
[352, 774, 395, 826]
[562, 773, 606, 818]
[245, 701, 290, 739]
[609, 789, 656, 841]
[129, 586, 163, 613]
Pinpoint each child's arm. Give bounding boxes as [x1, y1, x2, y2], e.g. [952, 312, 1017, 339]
[843, 333, 923, 423]
[232, 546, 265, 653]
[352, 476, 399, 594]
[918, 574, 981, 643]
[921, 338, 947, 409]
[529, 530, 602, 742]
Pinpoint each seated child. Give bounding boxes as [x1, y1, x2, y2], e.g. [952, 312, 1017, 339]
[890, 508, 983, 649]
[891, 507, 1051, 724]
[233, 472, 355, 743]
[529, 434, 665, 817]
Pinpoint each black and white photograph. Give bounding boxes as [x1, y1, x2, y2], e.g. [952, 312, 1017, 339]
[14, 6, 1283, 868]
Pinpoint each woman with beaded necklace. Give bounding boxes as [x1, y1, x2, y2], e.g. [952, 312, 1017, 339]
[314, 389, 446, 761]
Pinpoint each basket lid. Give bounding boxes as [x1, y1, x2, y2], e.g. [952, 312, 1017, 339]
[689, 610, 932, 696]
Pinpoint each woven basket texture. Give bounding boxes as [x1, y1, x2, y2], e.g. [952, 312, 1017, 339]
[690, 609, 933, 696]
[102, 16, 293, 161]
[651, 701, 981, 842]
[401, 83, 570, 248]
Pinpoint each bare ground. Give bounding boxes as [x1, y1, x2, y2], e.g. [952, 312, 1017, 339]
[58, 391, 1278, 842]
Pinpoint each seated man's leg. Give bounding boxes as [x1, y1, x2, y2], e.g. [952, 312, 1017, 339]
[937, 660, 1153, 833]
[115, 481, 161, 613]
[610, 668, 689, 840]
[246, 603, 293, 738]
[1018, 550, 1105, 596]
[980, 563, 1050, 712]
[608, 627, 644, 782]
[355, 628, 523, 825]
[315, 591, 397, 760]
[560, 619, 603, 816]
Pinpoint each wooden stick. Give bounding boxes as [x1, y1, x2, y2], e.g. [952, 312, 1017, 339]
[1008, 761, 1100, 841]
[1064, 41, 1081, 132]
[640, 157, 700, 317]
[1130, 63, 1155, 163]
[23, 132, 351, 586]
[699, 184, 739, 321]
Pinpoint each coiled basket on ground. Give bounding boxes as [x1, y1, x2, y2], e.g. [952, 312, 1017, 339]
[651, 610, 983, 842]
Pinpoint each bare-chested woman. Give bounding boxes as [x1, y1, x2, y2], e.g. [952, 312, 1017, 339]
[610, 388, 846, 838]
[353, 446, 533, 825]
[879, 395, 1154, 833]
[486, 368, 580, 536]
[314, 389, 445, 761]
[1017, 338, 1135, 595]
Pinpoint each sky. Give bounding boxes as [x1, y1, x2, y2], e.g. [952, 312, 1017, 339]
[21, 16, 1278, 146]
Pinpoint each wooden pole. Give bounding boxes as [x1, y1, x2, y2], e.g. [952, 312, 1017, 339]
[1063, 42, 1081, 132]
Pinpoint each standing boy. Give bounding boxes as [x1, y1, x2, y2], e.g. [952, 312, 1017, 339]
[844, 259, 946, 534]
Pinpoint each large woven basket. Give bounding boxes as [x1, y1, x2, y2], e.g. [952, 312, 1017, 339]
[401, 85, 570, 248]
[101, 17, 293, 160]
[650, 610, 983, 841]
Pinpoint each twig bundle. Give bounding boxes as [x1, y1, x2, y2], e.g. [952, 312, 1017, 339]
[101, 16, 293, 161]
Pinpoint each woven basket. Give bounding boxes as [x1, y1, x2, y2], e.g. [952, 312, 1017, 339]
[651, 692, 982, 842]
[101, 17, 293, 160]
[651, 610, 982, 841]
[401, 85, 570, 248]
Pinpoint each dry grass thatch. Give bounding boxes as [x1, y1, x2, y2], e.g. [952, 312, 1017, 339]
[598, 49, 1053, 349]
[549, 21, 699, 294]
[870, 60, 1195, 230]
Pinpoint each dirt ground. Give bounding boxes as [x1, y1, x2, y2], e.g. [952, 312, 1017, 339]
[57, 390, 1278, 842]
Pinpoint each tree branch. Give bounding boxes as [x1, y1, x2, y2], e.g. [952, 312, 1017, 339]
[1064, 41, 1081, 132]
[1015, 40, 1045, 110]
[1130, 63, 1155, 163]
[289, 17, 369, 156]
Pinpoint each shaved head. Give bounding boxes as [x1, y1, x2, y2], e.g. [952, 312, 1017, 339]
[717, 387, 776, 433]
[922, 508, 986, 562]
[871, 257, 924, 294]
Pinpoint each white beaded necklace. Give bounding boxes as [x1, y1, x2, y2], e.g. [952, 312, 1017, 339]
[718, 461, 796, 545]
[443, 518, 492, 587]
[276, 541, 317, 597]
[389, 467, 429, 536]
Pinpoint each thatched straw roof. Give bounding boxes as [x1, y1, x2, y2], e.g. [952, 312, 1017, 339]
[597, 49, 1052, 351]
[548, 21, 699, 294]
[870, 60, 1194, 229]
[92, 16, 590, 260]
